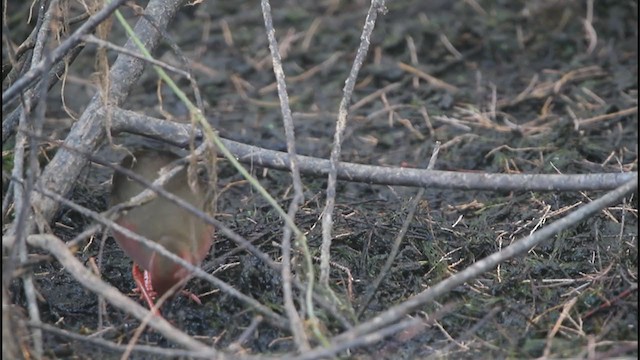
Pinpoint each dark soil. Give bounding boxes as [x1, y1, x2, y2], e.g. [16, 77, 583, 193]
[3, 0, 637, 359]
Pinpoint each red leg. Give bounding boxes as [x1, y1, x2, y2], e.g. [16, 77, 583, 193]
[132, 264, 160, 315]
[180, 289, 203, 305]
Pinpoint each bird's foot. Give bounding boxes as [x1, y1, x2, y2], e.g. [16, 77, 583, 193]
[132, 264, 161, 315]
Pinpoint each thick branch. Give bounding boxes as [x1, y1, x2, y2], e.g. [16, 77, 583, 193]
[107, 107, 636, 192]
[27, 0, 184, 226]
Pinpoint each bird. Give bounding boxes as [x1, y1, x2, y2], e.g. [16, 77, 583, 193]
[110, 150, 214, 311]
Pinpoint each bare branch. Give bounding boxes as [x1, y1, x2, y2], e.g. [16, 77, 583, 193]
[107, 107, 636, 192]
[24, 234, 223, 357]
[261, 0, 310, 350]
[332, 176, 637, 346]
[24, 0, 184, 227]
[2, 0, 129, 104]
[320, 0, 387, 286]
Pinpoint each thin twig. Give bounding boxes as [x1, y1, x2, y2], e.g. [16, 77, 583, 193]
[13, 134, 352, 331]
[577, 106, 637, 128]
[426, 306, 502, 359]
[320, 0, 387, 286]
[357, 142, 440, 317]
[30, 322, 216, 359]
[293, 303, 455, 360]
[2, 0, 129, 104]
[261, 0, 311, 350]
[81, 34, 191, 78]
[6, 1, 62, 356]
[330, 175, 637, 346]
[24, 0, 186, 233]
[2, 44, 84, 143]
[24, 234, 221, 357]
[23, 172, 290, 328]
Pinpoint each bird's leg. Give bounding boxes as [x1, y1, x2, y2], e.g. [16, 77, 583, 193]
[176, 250, 204, 305]
[180, 289, 202, 305]
[132, 263, 160, 314]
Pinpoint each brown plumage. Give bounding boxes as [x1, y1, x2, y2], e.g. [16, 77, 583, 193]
[110, 150, 214, 305]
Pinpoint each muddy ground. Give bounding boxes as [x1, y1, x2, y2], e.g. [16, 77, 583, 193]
[3, 0, 638, 359]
